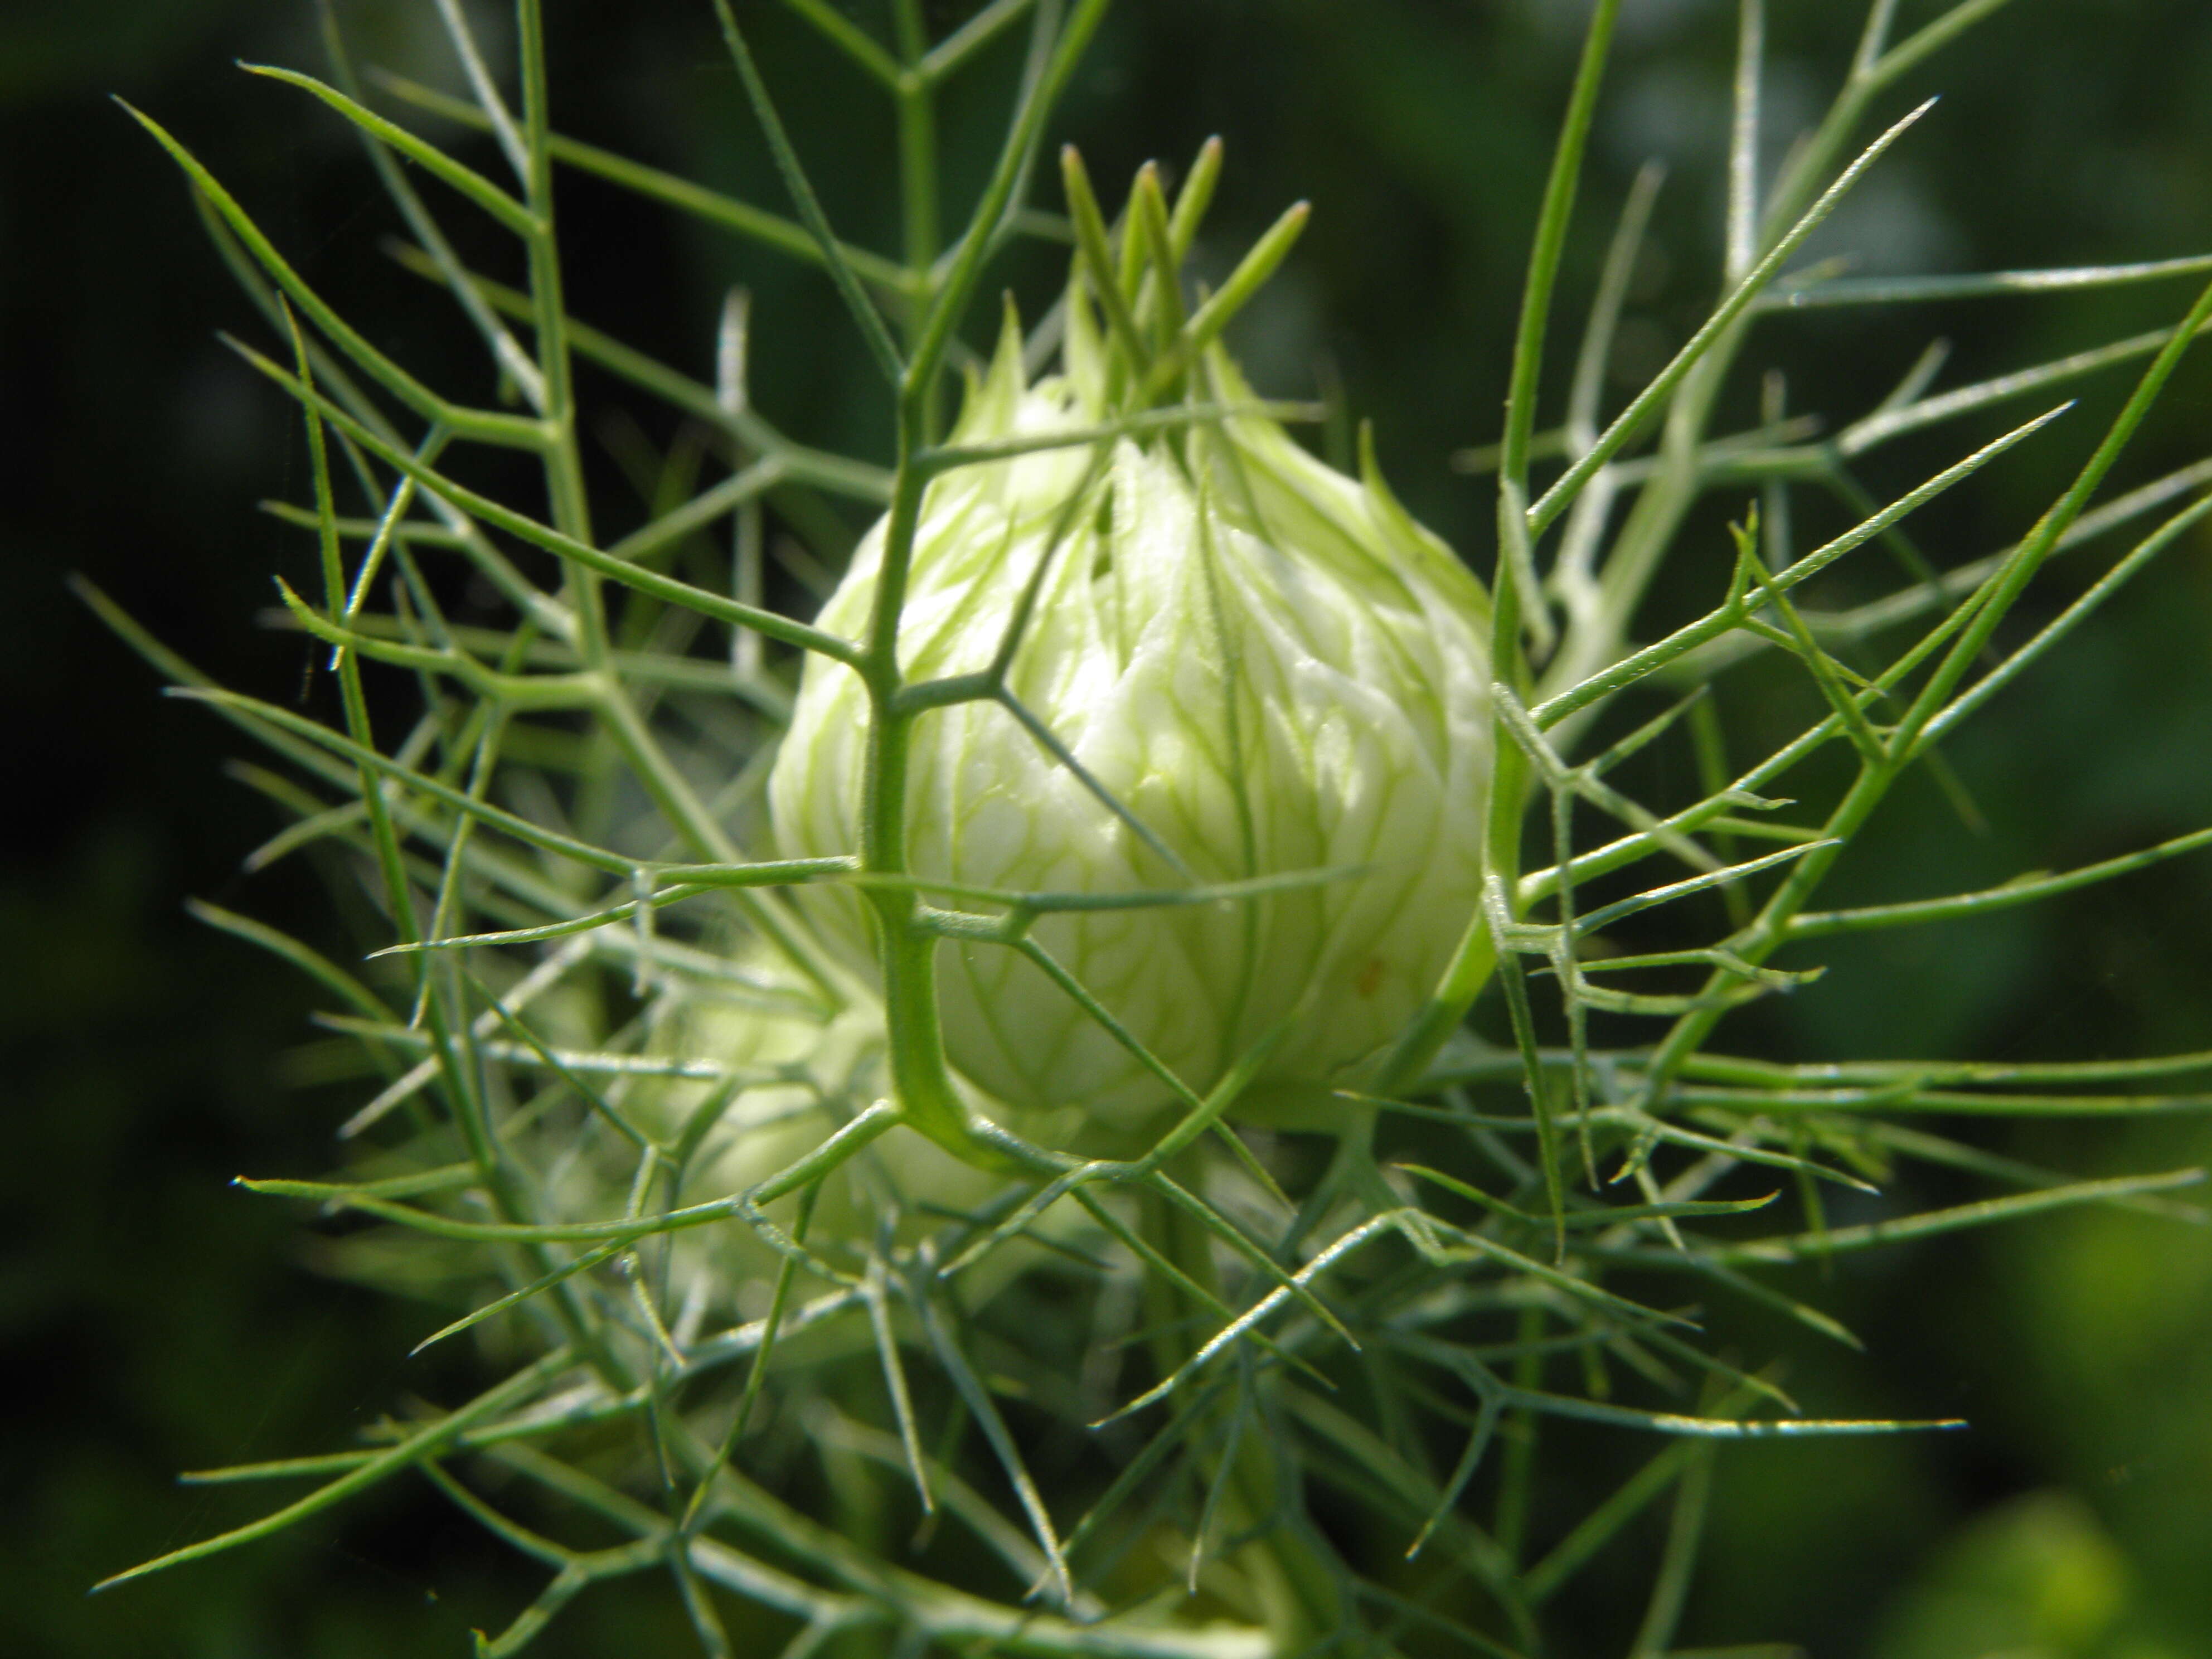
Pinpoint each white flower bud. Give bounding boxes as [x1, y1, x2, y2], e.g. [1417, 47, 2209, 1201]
[770, 303, 1492, 1131]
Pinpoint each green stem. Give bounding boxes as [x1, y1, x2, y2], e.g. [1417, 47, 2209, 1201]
[893, 1, 938, 269]
[1494, 1305, 1545, 1569]
[839, 1, 1114, 1174]
[516, 0, 595, 561]
[1143, 1186, 1342, 1652]
[893, 0, 943, 438]
[1371, 0, 1621, 1096]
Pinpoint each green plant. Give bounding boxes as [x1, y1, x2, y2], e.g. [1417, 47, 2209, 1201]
[84, 1, 2212, 1653]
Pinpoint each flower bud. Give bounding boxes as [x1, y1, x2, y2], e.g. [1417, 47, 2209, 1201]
[770, 255, 1492, 1131]
[640, 954, 1084, 1313]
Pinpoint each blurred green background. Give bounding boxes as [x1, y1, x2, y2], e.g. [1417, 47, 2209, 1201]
[4, 1, 2210, 1654]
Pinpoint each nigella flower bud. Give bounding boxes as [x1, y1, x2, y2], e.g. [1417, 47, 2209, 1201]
[770, 207, 1492, 1131]
[643, 953, 1083, 1307]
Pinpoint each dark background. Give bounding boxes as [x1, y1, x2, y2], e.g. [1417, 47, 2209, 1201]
[5, 1, 2211, 1654]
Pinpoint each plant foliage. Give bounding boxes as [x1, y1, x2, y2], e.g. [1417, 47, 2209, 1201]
[88, 1, 2212, 1653]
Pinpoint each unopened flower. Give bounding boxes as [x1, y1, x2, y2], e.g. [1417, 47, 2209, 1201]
[771, 264, 1493, 1131]
[639, 949, 1091, 1307]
